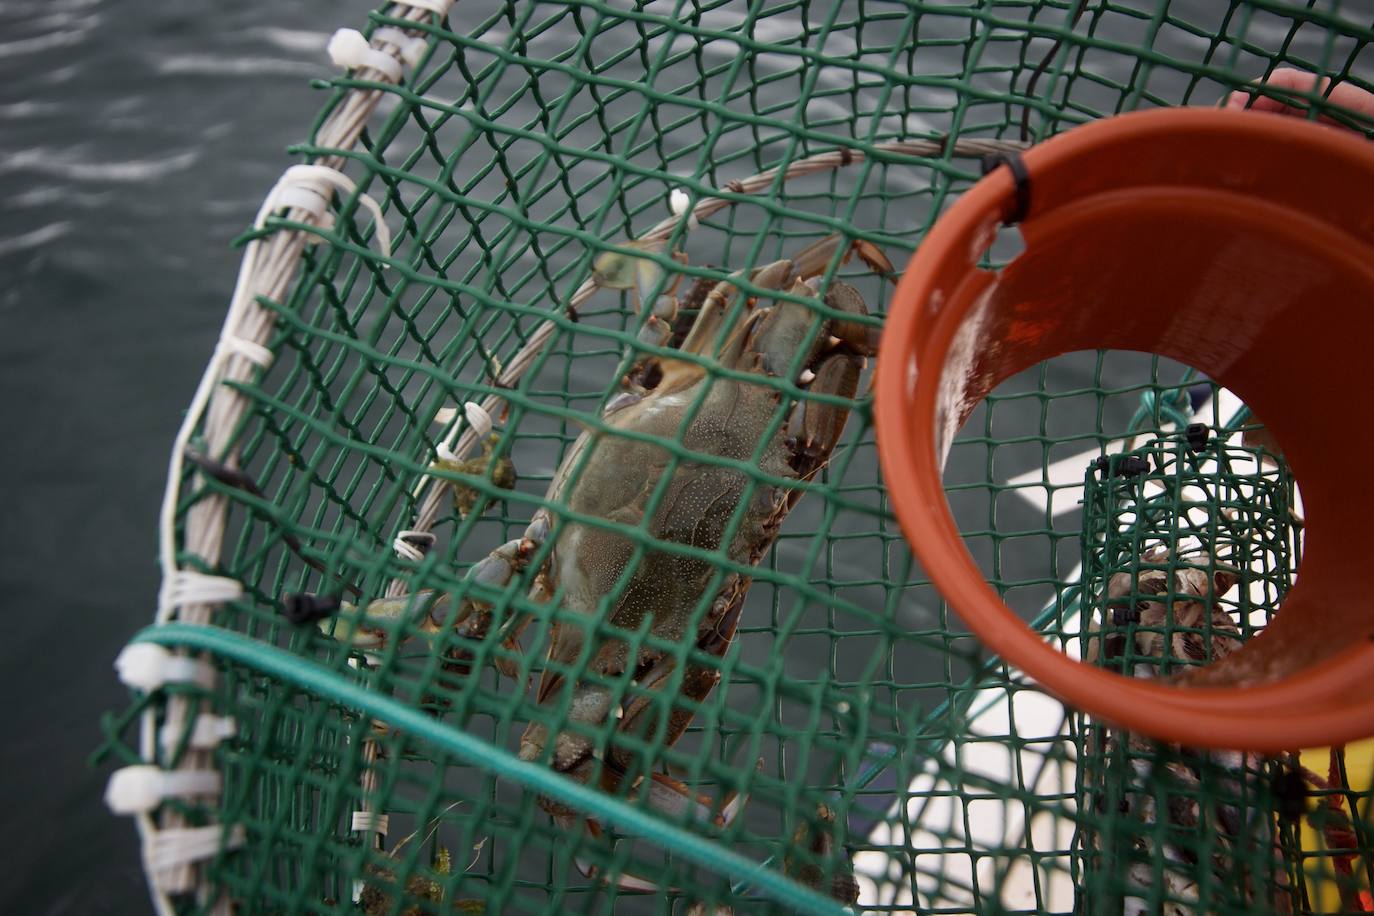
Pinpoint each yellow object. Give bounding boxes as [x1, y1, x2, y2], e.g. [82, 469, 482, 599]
[1300, 740, 1374, 912]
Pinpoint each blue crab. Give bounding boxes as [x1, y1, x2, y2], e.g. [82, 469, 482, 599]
[326, 233, 888, 887]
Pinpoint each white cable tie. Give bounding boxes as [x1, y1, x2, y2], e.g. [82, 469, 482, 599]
[160, 714, 236, 753]
[327, 28, 403, 82]
[393, 538, 423, 562]
[116, 643, 218, 693]
[159, 570, 243, 614]
[272, 183, 330, 219]
[392, 529, 434, 562]
[370, 27, 429, 68]
[669, 187, 700, 231]
[105, 765, 222, 815]
[396, 0, 454, 17]
[272, 184, 337, 237]
[216, 334, 274, 369]
[351, 811, 390, 833]
[463, 401, 494, 439]
[435, 401, 495, 461]
[146, 824, 247, 875]
[266, 165, 392, 261]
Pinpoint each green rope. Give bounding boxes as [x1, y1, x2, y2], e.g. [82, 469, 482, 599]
[132, 622, 850, 916]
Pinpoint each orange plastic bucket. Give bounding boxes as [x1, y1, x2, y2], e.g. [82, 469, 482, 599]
[875, 108, 1374, 752]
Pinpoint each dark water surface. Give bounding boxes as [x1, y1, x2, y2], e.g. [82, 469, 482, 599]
[0, 0, 1361, 913]
[0, 2, 371, 911]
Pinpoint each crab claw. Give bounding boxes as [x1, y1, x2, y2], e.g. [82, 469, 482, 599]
[564, 764, 755, 896]
[635, 770, 748, 829]
[851, 237, 897, 282]
[593, 239, 664, 289]
[570, 816, 669, 892]
[592, 239, 686, 315]
[322, 589, 454, 651]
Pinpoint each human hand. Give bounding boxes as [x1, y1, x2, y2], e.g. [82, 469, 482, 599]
[1224, 67, 1374, 130]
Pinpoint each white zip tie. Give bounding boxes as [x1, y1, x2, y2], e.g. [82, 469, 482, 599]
[395, 0, 454, 16]
[106, 765, 222, 816]
[392, 529, 434, 562]
[146, 823, 247, 875]
[216, 334, 274, 369]
[160, 714, 236, 753]
[272, 183, 333, 223]
[462, 400, 494, 438]
[159, 570, 244, 614]
[436, 401, 494, 462]
[351, 811, 390, 833]
[116, 643, 218, 693]
[669, 187, 700, 231]
[267, 165, 392, 261]
[328, 29, 404, 83]
[371, 26, 429, 67]
[138, 14, 438, 915]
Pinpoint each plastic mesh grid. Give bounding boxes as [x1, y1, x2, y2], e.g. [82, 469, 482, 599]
[1074, 436, 1300, 912]
[97, 1, 1374, 914]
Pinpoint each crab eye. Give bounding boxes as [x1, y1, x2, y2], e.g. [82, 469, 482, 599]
[639, 362, 664, 390]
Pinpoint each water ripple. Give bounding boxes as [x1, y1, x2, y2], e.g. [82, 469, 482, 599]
[0, 100, 63, 119]
[0, 8, 98, 59]
[0, 221, 72, 257]
[156, 54, 321, 77]
[255, 26, 332, 54]
[0, 147, 199, 182]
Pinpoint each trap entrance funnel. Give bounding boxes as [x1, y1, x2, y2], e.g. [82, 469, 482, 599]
[876, 107, 1374, 751]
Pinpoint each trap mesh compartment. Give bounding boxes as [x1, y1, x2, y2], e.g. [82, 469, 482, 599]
[96, 2, 1374, 914]
[1074, 435, 1300, 913]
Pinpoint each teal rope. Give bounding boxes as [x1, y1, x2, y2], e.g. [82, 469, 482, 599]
[131, 623, 851, 916]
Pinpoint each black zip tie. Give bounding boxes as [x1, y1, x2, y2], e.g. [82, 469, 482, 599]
[281, 592, 342, 626]
[980, 151, 1031, 225]
[184, 447, 362, 598]
[1110, 602, 1142, 626]
[1091, 454, 1151, 479]
[1185, 423, 1210, 452]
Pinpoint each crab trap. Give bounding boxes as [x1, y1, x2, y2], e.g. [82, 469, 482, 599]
[97, 1, 1374, 914]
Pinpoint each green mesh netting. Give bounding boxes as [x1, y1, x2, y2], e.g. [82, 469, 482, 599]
[1075, 436, 1300, 912]
[97, 2, 1374, 914]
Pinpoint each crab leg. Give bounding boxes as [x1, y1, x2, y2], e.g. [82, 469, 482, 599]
[786, 232, 896, 281]
[321, 512, 550, 679]
[591, 238, 687, 349]
[442, 511, 550, 678]
[677, 257, 796, 359]
[636, 290, 678, 349]
[567, 754, 758, 893]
